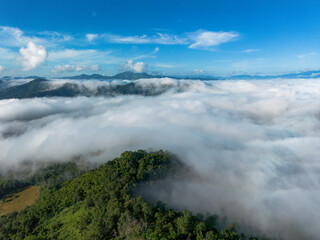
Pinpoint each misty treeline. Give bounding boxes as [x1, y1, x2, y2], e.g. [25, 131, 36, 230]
[0, 161, 90, 199]
[0, 150, 262, 240]
[0, 178, 28, 199]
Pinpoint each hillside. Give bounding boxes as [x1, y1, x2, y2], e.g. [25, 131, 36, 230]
[0, 186, 40, 216]
[0, 151, 259, 240]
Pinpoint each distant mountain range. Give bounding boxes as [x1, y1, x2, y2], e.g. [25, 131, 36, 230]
[0, 71, 220, 82]
[61, 71, 220, 81]
[62, 70, 320, 80]
[0, 70, 319, 100]
[1, 70, 320, 82]
[63, 71, 156, 80]
[0, 76, 43, 80]
[227, 70, 320, 80]
[0, 77, 178, 99]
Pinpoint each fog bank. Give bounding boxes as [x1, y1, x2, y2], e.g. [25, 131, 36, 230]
[1, 78, 320, 239]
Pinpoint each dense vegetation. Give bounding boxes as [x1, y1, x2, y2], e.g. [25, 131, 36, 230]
[0, 150, 260, 239]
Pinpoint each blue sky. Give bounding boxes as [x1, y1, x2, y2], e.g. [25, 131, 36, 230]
[0, 0, 319, 76]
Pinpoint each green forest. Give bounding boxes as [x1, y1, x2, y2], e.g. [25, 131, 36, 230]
[0, 150, 262, 240]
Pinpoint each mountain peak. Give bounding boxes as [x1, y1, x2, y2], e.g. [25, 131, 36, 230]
[112, 71, 153, 79]
[63, 71, 155, 80]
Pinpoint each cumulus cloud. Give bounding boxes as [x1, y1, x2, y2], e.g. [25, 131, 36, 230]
[1, 78, 319, 239]
[123, 60, 148, 73]
[52, 64, 99, 74]
[18, 41, 47, 71]
[86, 34, 99, 42]
[189, 30, 239, 49]
[0, 65, 4, 73]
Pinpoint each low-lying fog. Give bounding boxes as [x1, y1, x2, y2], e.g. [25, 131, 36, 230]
[1, 78, 320, 239]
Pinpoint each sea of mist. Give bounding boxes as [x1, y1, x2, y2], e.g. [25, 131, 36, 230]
[1, 77, 320, 239]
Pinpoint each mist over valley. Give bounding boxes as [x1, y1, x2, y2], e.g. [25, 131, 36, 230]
[1, 76, 320, 239]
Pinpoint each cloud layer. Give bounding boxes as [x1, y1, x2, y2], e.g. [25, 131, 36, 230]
[0, 78, 320, 239]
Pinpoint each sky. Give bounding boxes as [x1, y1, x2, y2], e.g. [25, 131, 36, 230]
[0, 0, 319, 77]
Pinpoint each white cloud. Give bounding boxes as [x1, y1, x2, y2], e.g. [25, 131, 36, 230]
[86, 34, 99, 42]
[154, 33, 187, 44]
[0, 26, 73, 49]
[103, 33, 187, 45]
[242, 49, 260, 53]
[0, 26, 240, 61]
[103, 30, 239, 50]
[133, 62, 147, 72]
[0, 65, 4, 73]
[0, 26, 46, 47]
[311, 72, 320, 77]
[123, 60, 148, 73]
[52, 64, 99, 74]
[0, 26, 29, 47]
[18, 41, 47, 71]
[0, 78, 320, 239]
[106, 34, 150, 44]
[39, 31, 73, 42]
[189, 30, 239, 49]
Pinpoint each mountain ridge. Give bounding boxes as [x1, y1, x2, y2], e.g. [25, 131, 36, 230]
[61, 71, 218, 81]
[2, 69, 320, 81]
[0, 77, 176, 99]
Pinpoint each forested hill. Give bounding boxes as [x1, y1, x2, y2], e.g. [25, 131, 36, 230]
[0, 78, 175, 99]
[0, 151, 260, 239]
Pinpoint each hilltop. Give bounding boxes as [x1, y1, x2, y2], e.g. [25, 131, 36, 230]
[0, 150, 260, 240]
